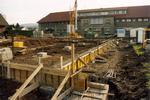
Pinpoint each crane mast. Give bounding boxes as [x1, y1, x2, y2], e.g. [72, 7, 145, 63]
[69, 0, 79, 38]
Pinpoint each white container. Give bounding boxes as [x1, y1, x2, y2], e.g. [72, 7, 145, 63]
[37, 52, 48, 58]
[0, 48, 13, 62]
[137, 28, 145, 43]
[130, 29, 137, 37]
[117, 29, 125, 37]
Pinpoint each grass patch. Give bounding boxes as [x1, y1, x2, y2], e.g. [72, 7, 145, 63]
[142, 63, 150, 67]
[146, 73, 150, 88]
[133, 44, 144, 56]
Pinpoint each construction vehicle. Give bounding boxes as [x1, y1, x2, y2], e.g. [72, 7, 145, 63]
[69, 0, 81, 38]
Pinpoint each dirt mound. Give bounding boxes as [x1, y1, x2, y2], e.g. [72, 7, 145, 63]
[109, 45, 148, 100]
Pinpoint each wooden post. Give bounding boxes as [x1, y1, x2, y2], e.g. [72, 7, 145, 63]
[60, 56, 63, 69]
[7, 61, 11, 79]
[71, 44, 75, 88]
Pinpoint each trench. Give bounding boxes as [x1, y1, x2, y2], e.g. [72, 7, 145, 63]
[107, 41, 148, 100]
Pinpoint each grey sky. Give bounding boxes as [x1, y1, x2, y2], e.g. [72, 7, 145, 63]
[0, 0, 150, 24]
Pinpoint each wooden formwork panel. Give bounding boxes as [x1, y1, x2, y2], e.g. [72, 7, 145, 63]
[53, 75, 59, 89]
[0, 40, 115, 99]
[46, 74, 53, 86]
[62, 40, 115, 72]
[20, 70, 27, 83]
[10, 69, 15, 79]
[15, 70, 21, 82]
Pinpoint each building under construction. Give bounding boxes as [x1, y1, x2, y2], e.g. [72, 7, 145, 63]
[0, 0, 150, 100]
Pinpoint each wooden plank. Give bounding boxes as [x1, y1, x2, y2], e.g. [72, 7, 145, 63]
[15, 70, 20, 82]
[10, 69, 15, 79]
[87, 82, 109, 100]
[53, 75, 59, 89]
[71, 44, 75, 88]
[71, 68, 83, 78]
[78, 58, 89, 68]
[88, 89, 114, 96]
[88, 82, 106, 89]
[8, 62, 67, 76]
[73, 91, 102, 99]
[19, 82, 39, 98]
[20, 70, 27, 83]
[47, 75, 53, 86]
[28, 71, 35, 83]
[57, 87, 72, 100]
[51, 72, 70, 100]
[80, 87, 90, 99]
[102, 84, 109, 100]
[9, 64, 43, 100]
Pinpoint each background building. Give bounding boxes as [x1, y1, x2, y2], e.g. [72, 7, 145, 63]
[38, 5, 150, 37]
[0, 14, 8, 33]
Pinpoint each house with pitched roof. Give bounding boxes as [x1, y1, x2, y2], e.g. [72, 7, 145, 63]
[0, 14, 8, 33]
[38, 5, 150, 37]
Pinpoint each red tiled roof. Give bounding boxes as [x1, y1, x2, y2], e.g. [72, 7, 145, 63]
[38, 11, 70, 23]
[79, 7, 128, 13]
[38, 5, 150, 23]
[115, 5, 150, 18]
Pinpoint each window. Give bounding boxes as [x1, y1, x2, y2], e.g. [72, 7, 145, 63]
[123, 10, 127, 14]
[100, 12, 109, 15]
[132, 19, 136, 22]
[119, 11, 123, 14]
[143, 18, 149, 22]
[116, 20, 120, 22]
[82, 19, 89, 24]
[121, 19, 125, 22]
[90, 18, 104, 24]
[138, 18, 142, 22]
[127, 19, 131, 22]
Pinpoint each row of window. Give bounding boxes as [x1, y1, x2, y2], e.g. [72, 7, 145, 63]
[56, 29, 66, 32]
[116, 18, 150, 23]
[90, 18, 104, 24]
[79, 10, 127, 17]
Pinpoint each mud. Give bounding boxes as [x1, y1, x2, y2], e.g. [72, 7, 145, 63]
[0, 77, 21, 100]
[108, 41, 148, 100]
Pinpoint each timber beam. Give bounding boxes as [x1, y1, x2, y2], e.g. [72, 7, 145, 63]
[9, 64, 43, 100]
[8, 62, 67, 76]
[51, 72, 70, 100]
[19, 82, 39, 98]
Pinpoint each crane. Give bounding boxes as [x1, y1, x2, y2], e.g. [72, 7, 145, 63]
[69, 0, 80, 38]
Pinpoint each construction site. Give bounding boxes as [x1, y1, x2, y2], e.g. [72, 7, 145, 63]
[0, 0, 150, 100]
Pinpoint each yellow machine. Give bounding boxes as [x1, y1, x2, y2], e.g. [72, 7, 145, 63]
[13, 35, 26, 48]
[12, 35, 27, 55]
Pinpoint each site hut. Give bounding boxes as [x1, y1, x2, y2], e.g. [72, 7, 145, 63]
[38, 5, 150, 38]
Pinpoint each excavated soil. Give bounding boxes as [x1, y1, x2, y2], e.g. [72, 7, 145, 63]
[108, 42, 148, 100]
[87, 40, 148, 100]
[0, 77, 21, 100]
[12, 38, 100, 68]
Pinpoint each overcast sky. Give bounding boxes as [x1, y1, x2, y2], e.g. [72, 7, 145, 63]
[0, 0, 150, 24]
